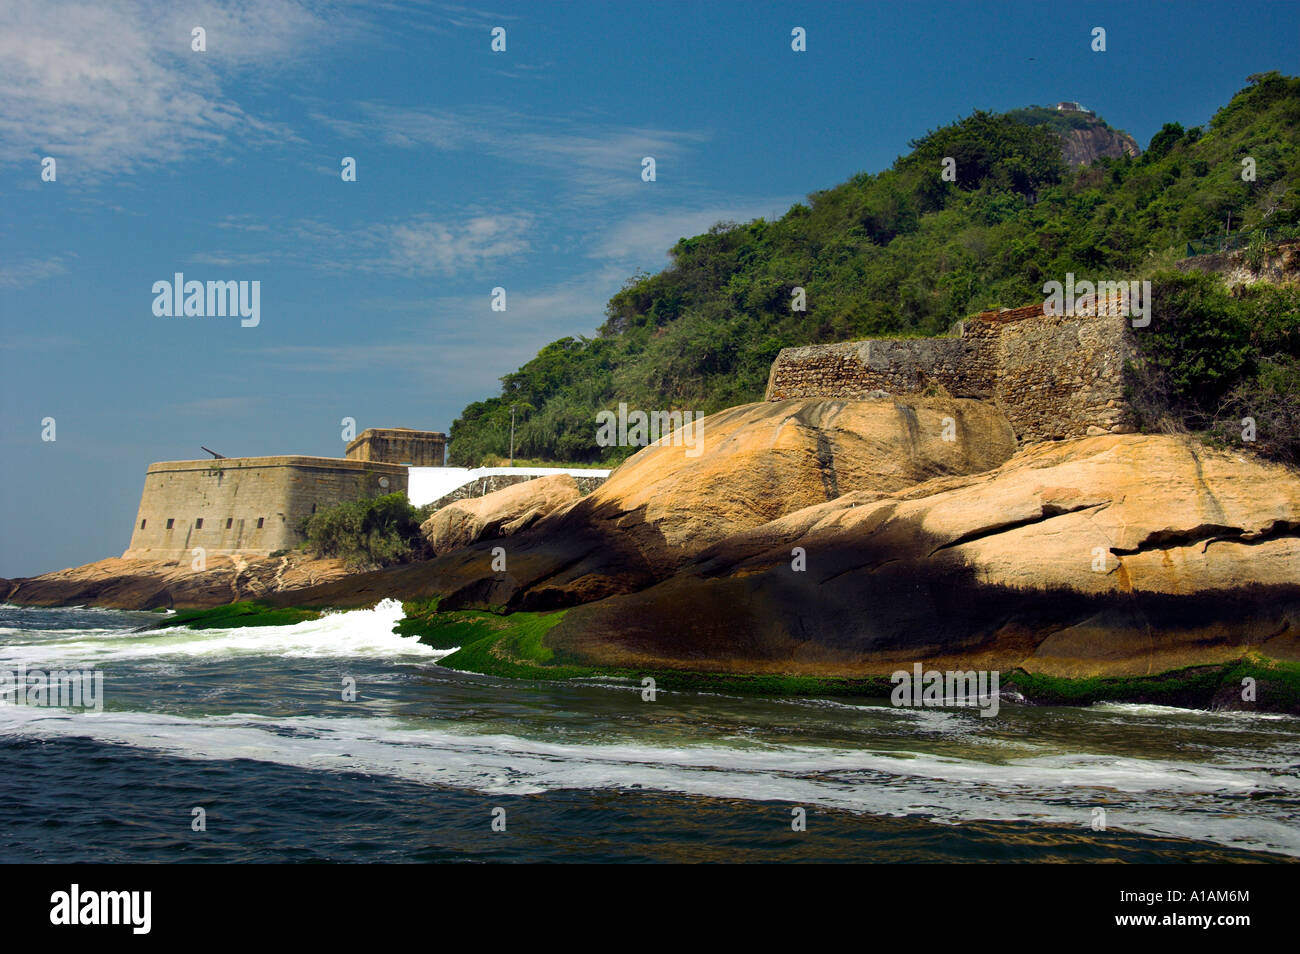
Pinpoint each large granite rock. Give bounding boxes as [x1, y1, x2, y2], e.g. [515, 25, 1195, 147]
[1, 553, 352, 610]
[1057, 123, 1140, 167]
[18, 400, 1297, 687]
[421, 474, 583, 555]
[546, 435, 1300, 677]
[578, 396, 1017, 555]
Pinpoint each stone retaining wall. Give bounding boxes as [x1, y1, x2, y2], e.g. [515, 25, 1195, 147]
[765, 295, 1137, 443]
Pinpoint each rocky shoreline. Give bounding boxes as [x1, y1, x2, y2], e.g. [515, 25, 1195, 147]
[6, 396, 1299, 711]
[2, 552, 352, 610]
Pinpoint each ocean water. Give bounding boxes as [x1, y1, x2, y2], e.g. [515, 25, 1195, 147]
[0, 601, 1297, 863]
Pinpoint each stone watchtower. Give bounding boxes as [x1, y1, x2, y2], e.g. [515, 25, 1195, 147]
[345, 428, 447, 467]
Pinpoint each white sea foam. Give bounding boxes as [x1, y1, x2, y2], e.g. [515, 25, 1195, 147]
[1089, 701, 1299, 722]
[2, 704, 1297, 857]
[0, 599, 444, 665]
[3, 604, 1298, 858]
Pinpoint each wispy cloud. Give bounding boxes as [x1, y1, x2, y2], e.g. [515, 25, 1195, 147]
[261, 265, 628, 393]
[311, 103, 711, 201]
[0, 0, 330, 177]
[0, 256, 70, 288]
[195, 211, 534, 276]
[187, 252, 273, 267]
[216, 215, 272, 233]
[196, 210, 534, 276]
[174, 395, 265, 417]
[348, 212, 535, 276]
[357, 1, 518, 36]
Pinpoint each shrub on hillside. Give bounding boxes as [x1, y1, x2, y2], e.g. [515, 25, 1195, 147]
[1208, 354, 1300, 466]
[1129, 272, 1300, 465]
[1128, 271, 1252, 415]
[300, 493, 428, 568]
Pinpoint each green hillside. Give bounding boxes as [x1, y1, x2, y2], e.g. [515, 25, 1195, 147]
[449, 73, 1300, 466]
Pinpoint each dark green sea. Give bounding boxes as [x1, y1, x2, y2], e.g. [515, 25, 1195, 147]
[1, 602, 1296, 863]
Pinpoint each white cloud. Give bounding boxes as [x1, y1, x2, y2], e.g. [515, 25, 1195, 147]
[195, 211, 535, 276]
[0, 0, 329, 177]
[301, 212, 536, 276]
[370, 213, 534, 275]
[0, 256, 70, 288]
[187, 252, 272, 267]
[261, 265, 628, 385]
[311, 103, 711, 201]
[216, 215, 272, 233]
[173, 395, 265, 416]
[357, 1, 517, 35]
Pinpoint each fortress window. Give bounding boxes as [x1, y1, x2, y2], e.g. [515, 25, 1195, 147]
[256, 517, 264, 529]
[195, 518, 203, 529]
[226, 518, 233, 529]
[165, 518, 174, 530]
[140, 519, 146, 530]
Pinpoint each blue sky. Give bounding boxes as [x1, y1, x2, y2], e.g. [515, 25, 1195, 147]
[2, 0, 1297, 577]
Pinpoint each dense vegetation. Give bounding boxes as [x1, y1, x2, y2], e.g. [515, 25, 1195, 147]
[300, 492, 428, 568]
[449, 73, 1300, 466]
[1129, 270, 1300, 464]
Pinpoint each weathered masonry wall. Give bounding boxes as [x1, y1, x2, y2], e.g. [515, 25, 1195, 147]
[346, 428, 447, 466]
[764, 296, 1136, 443]
[991, 301, 1134, 441]
[762, 336, 997, 401]
[123, 456, 408, 561]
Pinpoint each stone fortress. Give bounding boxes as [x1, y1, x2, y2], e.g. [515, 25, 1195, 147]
[764, 292, 1137, 443]
[122, 428, 445, 561]
[123, 427, 611, 562]
[766, 239, 1300, 440]
[345, 427, 447, 466]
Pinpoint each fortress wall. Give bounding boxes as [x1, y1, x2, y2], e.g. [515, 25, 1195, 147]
[123, 456, 408, 561]
[764, 296, 1135, 444]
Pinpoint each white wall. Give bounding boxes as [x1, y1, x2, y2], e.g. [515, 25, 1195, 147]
[406, 466, 611, 508]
